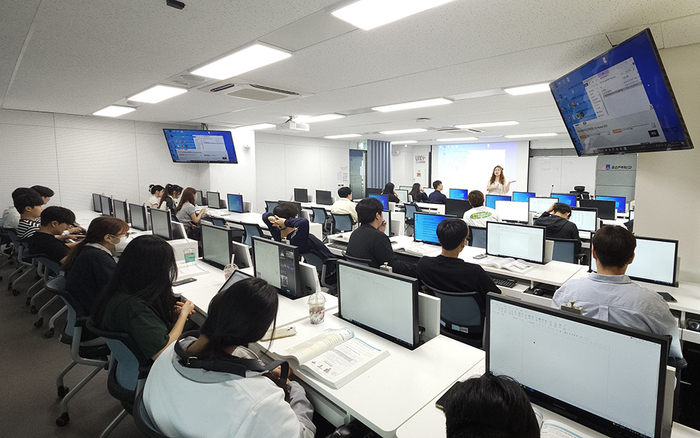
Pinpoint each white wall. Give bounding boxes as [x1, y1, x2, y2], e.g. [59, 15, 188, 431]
[636, 43, 700, 283]
[390, 144, 414, 186]
[207, 128, 255, 210]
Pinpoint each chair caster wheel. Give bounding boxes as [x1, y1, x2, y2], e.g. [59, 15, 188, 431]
[56, 412, 70, 427]
[57, 386, 69, 398]
[34, 318, 44, 327]
[30, 305, 38, 314]
[44, 328, 55, 338]
[12, 289, 20, 296]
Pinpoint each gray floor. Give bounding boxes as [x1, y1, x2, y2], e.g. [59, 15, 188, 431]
[0, 256, 146, 438]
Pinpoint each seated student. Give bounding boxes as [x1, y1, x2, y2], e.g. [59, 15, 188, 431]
[175, 187, 207, 240]
[381, 182, 401, 203]
[409, 183, 428, 203]
[463, 190, 500, 228]
[91, 235, 195, 360]
[30, 185, 54, 205]
[263, 202, 334, 259]
[330, 186, 358, 223]
[3, 187, 34, 230]
[15, 190, 45, 240]
[63, 216, 129, 314]
[533, 202, 581, 254]
[144, 277, 316, 438]
[428, 180, 447, 204]
[148, 184, 165, 209]
[551, 225, 683, 360]
[27, 206, 76, 264]
[346, 198, 416, 276]
[443, 373, 540, 438]
[158, 183, 183, 211]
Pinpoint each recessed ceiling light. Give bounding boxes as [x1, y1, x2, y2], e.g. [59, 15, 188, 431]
[437, 137, 478, 142]
[325, 134, 362, 139]
[503, 83, 550, 95]
[332, 0, 456, 30]
[295, 114, 345, 123]
[455, 121, 519, 129]
[128, 85, 187, 103]
[380, 128, 427, 135]
[391, 140, 417, 144]
[504, 133, 558, 138]
[372, 98, 452, 113]
[191, 44, 291, 80]
[236, 123, 275, 131]
[93, 105, 136, 117]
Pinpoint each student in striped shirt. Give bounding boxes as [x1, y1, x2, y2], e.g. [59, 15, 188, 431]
[15, 190, 44, 240]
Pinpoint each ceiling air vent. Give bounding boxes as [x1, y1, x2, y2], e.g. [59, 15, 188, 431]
[210, 83, 236, 93]
[463, 128, 484, 133]
[197, 81, 303, 102]
[249, 84, 299, 96]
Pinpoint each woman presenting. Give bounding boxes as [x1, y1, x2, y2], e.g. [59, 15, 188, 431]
[486, 165, 515, 195]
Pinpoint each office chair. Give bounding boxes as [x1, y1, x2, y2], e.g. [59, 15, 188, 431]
[30, 256, 66, 338]
[468, 226, 486, 249]
[265, 201, 278, 213]
[6, 237, 35, 296]
[341, 251, 373, 267]
[242, 222, 266, 247]
[404, 203, 418, 236]
[133, 388, 168, 438]
[570, 185, 590, 200]
[424, 285, 485, 349]
[302, 250, 339, 290]
[48, 276, 110, 427]
[331, 213, 353, 233]
[547, 238, 578, 264]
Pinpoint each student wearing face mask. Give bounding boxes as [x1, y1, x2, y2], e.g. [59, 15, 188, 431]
[63, 216, 130, 315]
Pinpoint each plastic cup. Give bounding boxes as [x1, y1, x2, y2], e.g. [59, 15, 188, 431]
[308, 293, 326, 324]
[184, 247, 196, 264]
[223, 264, 235, 279]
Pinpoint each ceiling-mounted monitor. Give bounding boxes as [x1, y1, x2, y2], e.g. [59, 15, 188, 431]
[163, 129, 238, 163]
[551, 29, 693, 156]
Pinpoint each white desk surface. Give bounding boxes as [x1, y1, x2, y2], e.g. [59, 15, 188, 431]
[301, 202, 334, 211]
[415, 202, 445, 215]
[266, 313, 484, 437]
[73, 210, 102, 227]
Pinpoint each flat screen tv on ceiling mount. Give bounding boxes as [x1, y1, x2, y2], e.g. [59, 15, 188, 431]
[550, 28, 693, 157]
[163, 129, 238, 163]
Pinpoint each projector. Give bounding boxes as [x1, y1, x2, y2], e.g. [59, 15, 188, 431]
[276, 121, 309, 132]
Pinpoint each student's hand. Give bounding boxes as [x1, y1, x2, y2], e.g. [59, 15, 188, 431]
[68, 226, 82, 234]
[175, 301, 196, 316]
[269, 215, 286, 228]
[547, 204, 555, 213]
[509, 180, 516, 184]
[177, 300, 195, 318]
[270, 365, 292, 385]
[378, 219, 387, 233]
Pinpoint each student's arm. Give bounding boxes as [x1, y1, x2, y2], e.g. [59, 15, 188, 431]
[285, 217, 309, 249]
[190, 208, 206, 224]
[262, 212, 282, 241]
[152, 300, 195, 360]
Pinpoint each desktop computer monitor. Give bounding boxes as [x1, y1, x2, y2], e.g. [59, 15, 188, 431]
[486, 293, 669, 438]
[232, 241, 253, 269]
[381, 210, 391, 237]
[486, 222, 546, 264]
[366, 188, 383, 197]
[150, 208, 173, 240]
[201, 223, 235, 269]
[206, 191, 221, 209]
[444, 198, 472, 217]
[570, 207, 598, 232]
[252, 236, 303, 299]
[414, 213, 451, 245]
[528, 197, 557, 214]
[216, 269, 253, 295]
[113, 199, 128, 223]
[195, 190, 205, 206]
[395, 189, 409, 204]
[128, 203, 148, 231]
[369, 194, 389, 211]
[449, 188, 468, 200]
[552, 193, 578, 207]
[590, 236, 678, 287]
[316, 190, 333, 205]
[423, 188, 434, 196]
[337, 260, 419, 349]
[227, 194, 243, 213]
[100, 195, 113, 216]
[92, 193, 102, 213]
[485, 194, 511, 209]
[595, 195, 626, 213]
[294, 188, 308, 203]
[512, 191, 535, 203]
[579, 199, 616, 220]
[494, 200, 529, 223]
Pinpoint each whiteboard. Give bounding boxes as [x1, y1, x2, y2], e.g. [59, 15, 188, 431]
[528, 156, 597, 197]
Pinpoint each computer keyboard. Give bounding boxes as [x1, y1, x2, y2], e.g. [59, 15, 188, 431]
[328, 242, 348, 250]
[488, 275, 517, 289]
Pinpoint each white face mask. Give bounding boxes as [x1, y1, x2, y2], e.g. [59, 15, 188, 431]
[113, 236, 129, 253]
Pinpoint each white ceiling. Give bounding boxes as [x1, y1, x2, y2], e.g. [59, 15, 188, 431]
[2, 0, 700, 144]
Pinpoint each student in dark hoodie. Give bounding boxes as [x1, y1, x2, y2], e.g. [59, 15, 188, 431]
[534, 202, 581, 254]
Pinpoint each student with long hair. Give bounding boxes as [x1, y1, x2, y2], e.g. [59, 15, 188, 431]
[409, 183, 428, 203]
[63, 216, 129, 314]
[91, 235, 195, 360]
[381, 182, 401, 203]
[143, 277, 316, 438]
[158, 183, 183, 211]
[175, 187, 207, 240]
[486, 165, 515, 195]
[148, 184, 165, 209]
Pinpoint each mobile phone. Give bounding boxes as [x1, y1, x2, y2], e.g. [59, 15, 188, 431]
[473, 253, 488, 260]
[173, 277, 197, 287]
[657, 292, 677, 303]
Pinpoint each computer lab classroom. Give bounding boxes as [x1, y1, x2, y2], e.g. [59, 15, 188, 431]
[2, 1, 700, 437]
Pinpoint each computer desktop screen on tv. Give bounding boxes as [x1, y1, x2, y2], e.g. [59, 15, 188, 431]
[369, 194, 389, 211]
[163, 129, 237, 163]
[227, 194, 243, 213]
[449, 188, 468, 200]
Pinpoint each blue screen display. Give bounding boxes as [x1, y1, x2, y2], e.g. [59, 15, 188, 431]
[552, 193, 578, 207]
[369, 194, 389, 211]
[550, 29, 692, 156]
[227, 194, 243, 213]
[486, 195, 511, 209]
[512, 192, 535, 203]
[414, 213, 450, 245]
[595, 196, 626, 213]
[163, 130, 237, 163]
[449, 188, 468, 200]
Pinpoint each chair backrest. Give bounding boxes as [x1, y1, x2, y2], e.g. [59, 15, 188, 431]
[311, 207, 327, 225]
[133, 388, 169, 438]
[404, 203, 417, 221]
[548, 238, 577, 264]
[332, 213, 353, 232]
[342, 251, 372, 267]
[242, 222, 264, 247]
[425, 285, 484, 334]
[35, 255, 62, 277]
[302, 250, 325, 277]
[46, 276, 80, 340]
[265, 201, 278, 213]
[470, 226, 486, 249]
[5, 228, 19, 246]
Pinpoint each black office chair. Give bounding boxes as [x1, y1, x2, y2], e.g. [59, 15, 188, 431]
[468, 226, 486, 249]
[133, 388, 169, 438]
[311, 207, 332, 236]
[302, 250, 339, 289]
[265, 201, 278, 213]
[341, 251, 373, 267]
[424, 285, 485, 349]
[570, 185, 590, 201]
[331, 213, 353, 233]
[547, 237, 584, 264]
[241, 222, 266, 247]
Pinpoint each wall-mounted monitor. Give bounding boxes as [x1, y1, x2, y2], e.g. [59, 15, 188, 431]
[252, 236, 303, 299]
[449, 188, 468, 200]
[550, 28, 693, 157]
[206, 191, 221, 209]
[201, 223, 235, 269]
[552, 193, 578, 207]
[92, 193, 102, 213]
[485, 194, 511, 209]
[369, 194, 389, 211]
[512, 191, 535, 203]
[100, 195, 113, 217]
[414, 213, 451, 246]
[316, 190, 333, 206]
[293, 188, 308, 203]
[494, 200, 529, 223]
[227, 194, 243, 213]
[113, 199, 128, 223]
[128, 203, 148, 231]
[486, 222, 546, 264]
[163, 129, 238, 163]
[595, 195, 626, 213]
[591, 236, 678, 287]
[579, 199, 616, 220]
[444, 198, 472, 218]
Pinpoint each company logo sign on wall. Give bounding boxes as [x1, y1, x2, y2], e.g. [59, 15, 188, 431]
[415, 155, 427, 164]
[603, 164, 634, 170]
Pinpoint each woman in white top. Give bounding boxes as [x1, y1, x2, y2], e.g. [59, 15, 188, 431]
[143, 276, 316, 438]
[148, 184, 164, 209]
[485, 165, 515, 195]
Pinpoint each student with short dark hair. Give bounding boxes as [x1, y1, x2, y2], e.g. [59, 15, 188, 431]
[552, 225, 682, 360]
[27, 206, 76, 264]
[3, 187, 35, 230]
[331, 187, 357, 223]
[463, 190, 500, 228]
[30, 185, 54, 203]
[533, 202, 581, 253]
[443, 373, 540, 438]
[345, 198, 416, 276]
[15, 190, 45, 240]
[263, 202, 333, 258]
[428, 180, 446, 204]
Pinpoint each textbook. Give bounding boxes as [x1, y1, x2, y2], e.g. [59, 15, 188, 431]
[278, 328, 389, 389]
[534, 407, 594, 438]
[480, 257, 534, 273]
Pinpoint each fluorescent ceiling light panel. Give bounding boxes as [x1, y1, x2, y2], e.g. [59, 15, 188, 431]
[128, 85, 187, 103]
[503, 83, 550, 95]
[372, 98, 452, 113]
[295, 114, 345, 123]
[437, 137, 478, 142]
[380, 128, 427, 135]
[455, 121, 519, 129]
[93, 106, 136, 117]
[391, 140, 417, 144]
[237, 123, 275, 131]
[191, 44, 291, 80]
[332, 0, 456, 30]
[504, 133, 558, 138]
[325, 134, 362, 139]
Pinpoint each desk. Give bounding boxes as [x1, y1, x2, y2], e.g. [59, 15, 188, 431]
[207, 208, 323, 240]
[301, 202, 333, 211]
